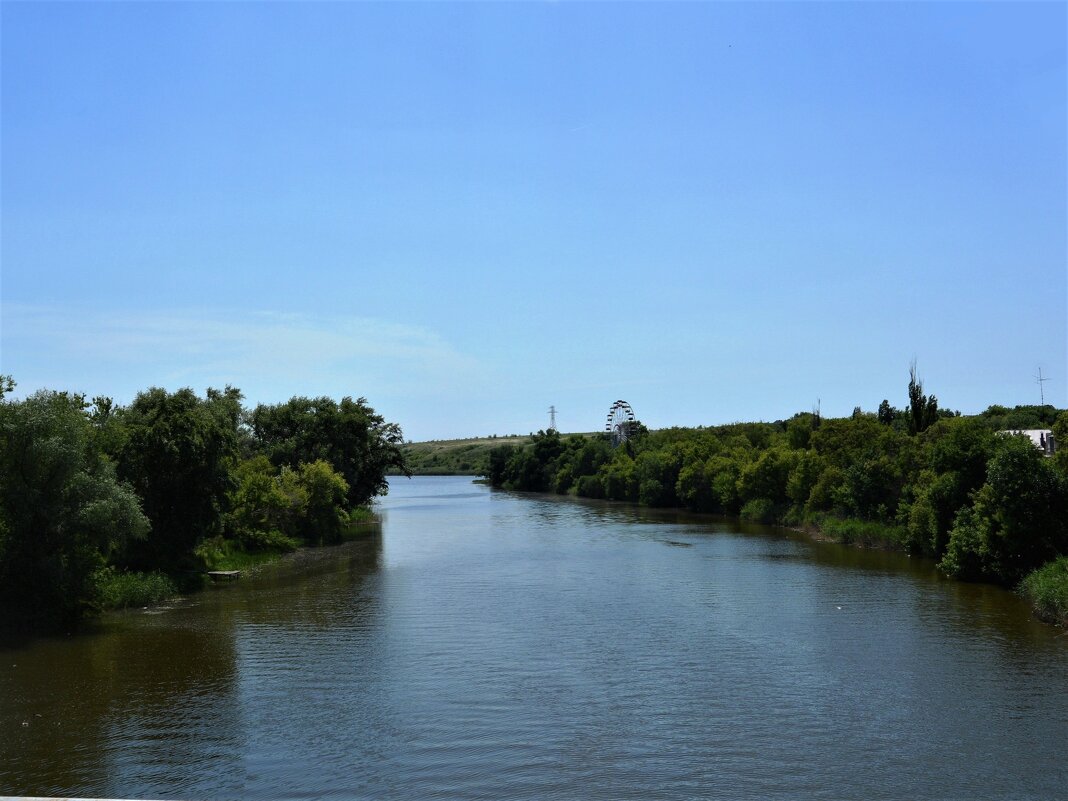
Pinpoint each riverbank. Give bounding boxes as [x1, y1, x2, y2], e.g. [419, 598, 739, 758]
[490, 474, 1067, 628]
[485, 409, 1068, 625]
[746, 512, 1065, 627]
[95, 513, 382, 615]
[1019, 556, 1068, 626]
[0, 384, 408, 633]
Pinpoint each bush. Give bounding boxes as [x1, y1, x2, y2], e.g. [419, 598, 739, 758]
[940, 435, 1068, 585]
[819, 517, 907, 548]
[0, 391, 150, 627]
[95, 568, 177, 610]
[575, 474, 605, 499]
[194, 534, 297, 572]
[347, 506, 377, 524]
[740, 497, 777, 523]
[639, 478, 668, 507]
[1019, 557, 1068, 626]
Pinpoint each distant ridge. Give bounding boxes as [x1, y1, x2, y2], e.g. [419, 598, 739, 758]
[396, 433, 597, 476]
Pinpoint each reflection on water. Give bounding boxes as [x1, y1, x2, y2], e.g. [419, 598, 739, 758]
[1, 476, 1065, 800]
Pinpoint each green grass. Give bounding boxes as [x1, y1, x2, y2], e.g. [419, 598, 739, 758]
[740, 498, 779, 524]
[814, 516, 908, 549]
[1020, 557, 1068, 626]
[96, 568, 178, 610]
[194, 534, 298, 572]
[338, 506, 381, 540]
[396, 435, 532, 475]
[347, 505, 377, 524]
[397, 433, 600, 476]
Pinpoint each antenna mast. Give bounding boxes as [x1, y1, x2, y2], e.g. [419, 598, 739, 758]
[1036, 368, 1050, 405]
[548, 405, 557, 432]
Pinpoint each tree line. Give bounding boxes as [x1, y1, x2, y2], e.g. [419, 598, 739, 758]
[488, 378, 1068, 622]
[0, 377, 408, 631]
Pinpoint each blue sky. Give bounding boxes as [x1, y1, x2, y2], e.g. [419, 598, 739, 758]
[2, 2, 1065, 441]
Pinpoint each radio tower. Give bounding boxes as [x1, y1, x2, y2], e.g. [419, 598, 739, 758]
[1036, 368, 1050, 405]
[548, 406, 557, 432]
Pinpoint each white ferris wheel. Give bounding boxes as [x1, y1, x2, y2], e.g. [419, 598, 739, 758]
[605, 400, 636, 446]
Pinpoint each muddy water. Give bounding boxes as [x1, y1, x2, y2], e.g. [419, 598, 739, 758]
[2, 476, 1065, 799]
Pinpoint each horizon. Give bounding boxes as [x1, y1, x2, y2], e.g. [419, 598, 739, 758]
[3, 3, 1065, 441]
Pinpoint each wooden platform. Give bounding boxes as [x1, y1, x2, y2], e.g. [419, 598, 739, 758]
[207, 570, 240, 581]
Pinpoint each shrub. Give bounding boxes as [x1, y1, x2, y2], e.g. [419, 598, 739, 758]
[575, 474, 605, 499]
[940, 435, 1068, 585]
[1019, 557, 1068, 626]
[740, 497, 777, 524]
[347, 506, 377, 524]
[194, 534, 297, 572]
[820, 517, 907, 549]
[95, 568, 177, 610]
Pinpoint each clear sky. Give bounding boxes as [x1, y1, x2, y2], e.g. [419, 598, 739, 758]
[2, 2, 1065, 441]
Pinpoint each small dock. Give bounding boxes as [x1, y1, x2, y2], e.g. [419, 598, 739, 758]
[207, 570, 241, 582]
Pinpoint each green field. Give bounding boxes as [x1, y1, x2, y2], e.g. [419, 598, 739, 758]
[397, 433, 598, 476]
[395, 435, 532, 475]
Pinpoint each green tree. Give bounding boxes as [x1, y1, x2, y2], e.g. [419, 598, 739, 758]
[941, 434, 1068, 584]
[786, 414, 814, 449]
[487, 444, 516, 486]
[227, 456, 301, 548]
[877, 399, 896, 426]
[295, 460, 351, 544]
[249, 396, 408, 507]
[832, 455, 901, 520]
[1052, 411, 1068, 474]
[805, 465, 845, 517]
[599, 453, 638, 501]
[904, 469, 958, 555]
[707, 454, 744, 513]
[738, 445, 796, 510]
[786, 450, 824, 509]
[925, 417, 995, 493]
[115, 387, 242, 568]
[907, 362, 939, 435]
[530, 428, 565, 470]
[571, 437, 613, 479]
[979, 404, 1060, 431]
[676, 459, 716, 511]
[0, 391, 149, 627]
[635, 446, 684, 507]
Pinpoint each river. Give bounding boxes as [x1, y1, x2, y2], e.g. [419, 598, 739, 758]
[2, 475, 1065, 799]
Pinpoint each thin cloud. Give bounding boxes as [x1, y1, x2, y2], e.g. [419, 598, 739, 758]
[1, 304, 483, 403]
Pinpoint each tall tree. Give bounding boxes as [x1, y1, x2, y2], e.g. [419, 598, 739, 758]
[114, 387, 242, 568]
[877, 399, 895, 426]
[249, 396, 408, 508]
[908, 361, 939, 435]
[940, 434, 1068, 584]
[0, 391, 149, 627]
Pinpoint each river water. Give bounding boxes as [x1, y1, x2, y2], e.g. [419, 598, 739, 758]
[2, 475, 1066, 800]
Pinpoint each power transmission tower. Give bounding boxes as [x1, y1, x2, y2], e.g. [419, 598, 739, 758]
[1036, 368, 1050, 405]
[548, 405, 557, 432]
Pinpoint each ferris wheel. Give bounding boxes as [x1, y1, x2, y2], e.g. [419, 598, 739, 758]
[605, 400, 637, 446]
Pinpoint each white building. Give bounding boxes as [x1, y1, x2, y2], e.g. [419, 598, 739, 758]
[999, 429, 1057, 456]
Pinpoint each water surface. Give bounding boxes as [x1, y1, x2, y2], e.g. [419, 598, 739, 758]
[2, 476, 1065, 799]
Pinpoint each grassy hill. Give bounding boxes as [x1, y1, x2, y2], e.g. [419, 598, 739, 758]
[394, 435, 532, 476]
[396, 432, 598, 475]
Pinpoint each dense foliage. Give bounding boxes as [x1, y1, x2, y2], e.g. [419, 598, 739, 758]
[249, 396, 406, 507]
[488, 394, 1068, 607]
[0, 378, 408, 631]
